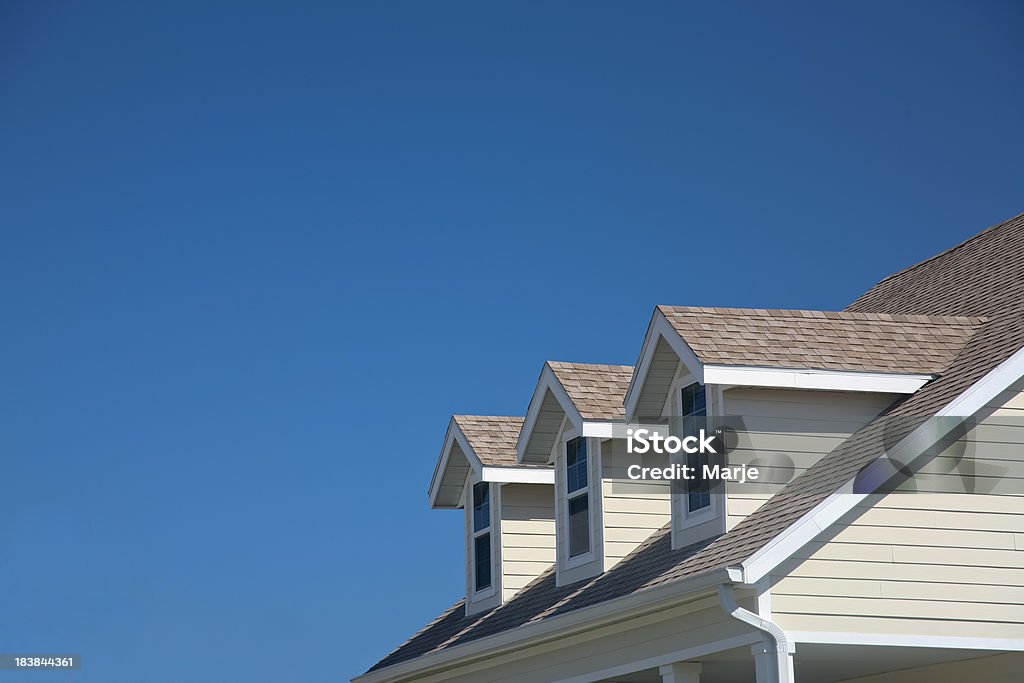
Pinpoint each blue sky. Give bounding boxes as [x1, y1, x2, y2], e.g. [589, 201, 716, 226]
[1, 2, 1022, 681]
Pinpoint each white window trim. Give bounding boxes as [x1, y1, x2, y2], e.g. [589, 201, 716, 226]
[468, 477, 497, 601]
[673, 379, 719, 528]
[562, 429, 596, 570]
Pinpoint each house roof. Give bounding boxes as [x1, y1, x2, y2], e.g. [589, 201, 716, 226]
[657, 306, 983, 375]
[450, 415, 534, 468]
[428, 415, 550, 509]
[545, 361, 633, 420]
[368, 211, 1024, 677]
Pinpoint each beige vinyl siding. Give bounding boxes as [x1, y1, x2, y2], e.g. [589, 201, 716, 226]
[723, 387, 895, 531]
[600, 436, 671, 569]
[771, 384, 1024, 638]
[499, 484, 555, 602]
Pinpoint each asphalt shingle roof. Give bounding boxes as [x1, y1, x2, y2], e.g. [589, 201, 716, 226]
[366, 212, 1024, 677]
[451, 415, 534, 468]
[658, 306, 983, 375]
[546, 361, 633, 420]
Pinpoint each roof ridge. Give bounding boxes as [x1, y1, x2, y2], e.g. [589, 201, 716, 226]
[546, 360, 634, 371]
[658, 304, 984, 325]
[858, 211, 1024, 293]
[452, 414, 524, 420]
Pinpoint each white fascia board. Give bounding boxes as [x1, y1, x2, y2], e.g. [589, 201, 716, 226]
[581, 421, 670, 439]
[481, 466, 554, 484]
[427, 420, 458, 508]
[623, 313, 661, 419]
[737, 343, 1024, 585]
[789, 631, 1024, 651]
[702, 365, 932, 394]
[427, 420, 483, 509]
[624, 310, 705, 418]
[580, 421, 615, 438]
[351, 568, 732, 683]
[516, 364, 585, 464]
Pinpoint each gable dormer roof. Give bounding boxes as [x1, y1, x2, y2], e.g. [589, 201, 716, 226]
[428, 415, 552, 509]
[546, 362, 632, 420]
[516, 361, 632, 464]
[657, 306, 982, 375]
[626, 306, 983, 417]
[450, 415, 525, 467]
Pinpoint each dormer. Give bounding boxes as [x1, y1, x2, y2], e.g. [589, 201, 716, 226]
[626, 305, 983, 548]
[517, 362, 672, 586]
[428, 415, 555, 615]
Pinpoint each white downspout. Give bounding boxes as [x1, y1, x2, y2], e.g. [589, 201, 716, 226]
[717, 583, 794, 683]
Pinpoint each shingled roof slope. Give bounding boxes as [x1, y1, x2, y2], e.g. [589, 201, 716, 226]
[849, 212, 1024, 317]
[658, 306, 983, 375]
[365, 212, 1024, 677]
[451, 415, 543, 468]
[546, 361, 633, 420]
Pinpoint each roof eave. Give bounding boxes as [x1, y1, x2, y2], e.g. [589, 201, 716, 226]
[353, 566, 734, 683]
[427, 419, 482, 509]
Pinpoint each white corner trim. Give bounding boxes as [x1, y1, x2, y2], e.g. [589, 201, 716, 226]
[480, 466, 555, 484]
[624, 310, 705, 419]
[789, 631, 1024, 651]
[737, 343, 1024, 585]
[517, 364, 585, 464]
[702, 365, 932, 394]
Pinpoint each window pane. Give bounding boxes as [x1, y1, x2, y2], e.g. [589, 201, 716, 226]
[681, 383, 707, 417]
[686, 451, 711, 513]
[568, 494, 590, 557]
[474, 533, 491, 591]
[566, 437, 588, 494]
[473, 482, 490, 532]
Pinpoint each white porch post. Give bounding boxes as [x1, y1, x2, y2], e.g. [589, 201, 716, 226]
[751, 641, 795, 683]
[659, 662, 701, 683]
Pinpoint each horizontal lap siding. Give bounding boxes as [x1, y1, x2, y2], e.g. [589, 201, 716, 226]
[601, 439, 670, 569]
[772, 387, 1024, 637]
[724, 388, 893, 531]
[500, 484, 556, 602]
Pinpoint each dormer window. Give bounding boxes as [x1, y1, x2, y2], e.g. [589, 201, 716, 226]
[472, 482, 492, 592]
[565, 437, 590, 558]
[680, 382, 710, 514]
